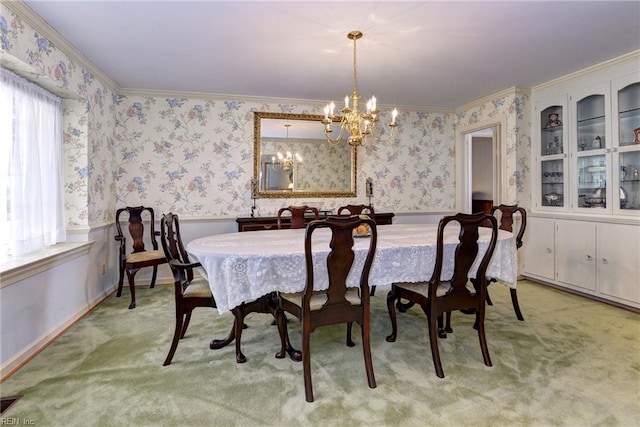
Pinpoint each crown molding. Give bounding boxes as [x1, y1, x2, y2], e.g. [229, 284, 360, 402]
[532, 50, 640, 93]
[4, 0, 120, 93]
[455, 86, 530, 114]
[121, 88, 453, 114]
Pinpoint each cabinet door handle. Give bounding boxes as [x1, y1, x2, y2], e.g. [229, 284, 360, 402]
[546, 248, 552, 253]
[585, 255, 593, 261]
[601, 258, 608, 264]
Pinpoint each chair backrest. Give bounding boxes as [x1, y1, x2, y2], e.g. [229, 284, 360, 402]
[490, 204, 526, 249]
[277, 205, 319, 229]
[302, 215, 377, 314]
[115, 206, 160, 253]
[429, 212, 498, 307]
[160, 212, 194, 284]
[337, 204, 375, 219]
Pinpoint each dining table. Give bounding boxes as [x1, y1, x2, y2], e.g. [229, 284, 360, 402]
[186, 223, 518, 315]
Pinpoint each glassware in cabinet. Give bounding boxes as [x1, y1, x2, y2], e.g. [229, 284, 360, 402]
[541, 105, 564, 156]
[541, 159, 565, 207]
[618, 150, 640, 211]
[576, 154, 608, 209]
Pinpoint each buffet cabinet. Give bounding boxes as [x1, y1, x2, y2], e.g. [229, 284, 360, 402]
[533, 73, 640, 215]
[523, 217, 640, 309]
[236, 212, 394, 232]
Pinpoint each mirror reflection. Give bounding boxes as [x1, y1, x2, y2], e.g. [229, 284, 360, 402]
[253, 112, 356, 198]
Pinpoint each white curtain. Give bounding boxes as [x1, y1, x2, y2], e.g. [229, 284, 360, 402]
[0, 68, 66, 257]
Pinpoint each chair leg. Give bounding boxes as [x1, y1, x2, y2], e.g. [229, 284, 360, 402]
[437, 313, 451, 338]
[476, 311, 492, 367]
[370, 285, 376, 296]
[427, 312, 444, 378]
[126, 269, 138, 309]
[346, 322, 355, 347]
[486, 290, 494, 306]
[361, 321, 376, 389]
[116, 264, 125, 297]
[149, 265, 159, 289]
[510, 288, 525, 321]
[396, 299, 416, 312]
[180, 310, 193, 339]
[302, 323, 314, 403]
[385, 289, 398, 342]
[163, 312, 184, 366]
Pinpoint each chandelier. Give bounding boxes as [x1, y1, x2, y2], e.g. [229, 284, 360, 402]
[272, 124, 302, 171]
[322, 30, 398, 147]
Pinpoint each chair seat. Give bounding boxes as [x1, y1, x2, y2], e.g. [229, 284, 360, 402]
[281, 287, 360, 311]
[183, 278, 213, 299]
[394, 280, 476, 298]
[126, 250, 166, 264]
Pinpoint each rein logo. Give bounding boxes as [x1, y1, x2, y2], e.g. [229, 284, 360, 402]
[0, 419, 35, 425]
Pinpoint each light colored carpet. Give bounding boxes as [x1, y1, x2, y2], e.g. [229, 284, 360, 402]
[1, 280, 639, 426]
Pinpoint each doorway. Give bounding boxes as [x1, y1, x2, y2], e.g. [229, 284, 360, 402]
[456, 120, 506, 213]
[470, 127, 496, 215]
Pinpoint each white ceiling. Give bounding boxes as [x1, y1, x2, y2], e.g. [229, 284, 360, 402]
[21, 0, 640, 109]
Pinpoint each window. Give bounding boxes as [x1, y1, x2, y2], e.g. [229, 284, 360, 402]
[0, 68, 66, 257]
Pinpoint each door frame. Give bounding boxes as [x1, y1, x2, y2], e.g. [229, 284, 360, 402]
[456, 118, 508, 213]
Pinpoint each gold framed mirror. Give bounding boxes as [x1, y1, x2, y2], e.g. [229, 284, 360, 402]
[253, 112, 357, 198]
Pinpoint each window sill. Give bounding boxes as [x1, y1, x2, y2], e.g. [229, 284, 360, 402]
[0, 242, 94, 288]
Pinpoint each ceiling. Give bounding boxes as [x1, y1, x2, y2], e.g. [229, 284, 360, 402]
[21, 1, 640, 110]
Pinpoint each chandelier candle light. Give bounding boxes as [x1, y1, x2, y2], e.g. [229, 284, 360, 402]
[272, 123, 302, 171]
[322, 30, 398, 147]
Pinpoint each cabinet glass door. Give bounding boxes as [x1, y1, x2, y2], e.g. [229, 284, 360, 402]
[577, 154, 608, 209]
[537, 100, 568, 210]
[541, 106, 564, 156]
[576, 94, 606, 152]
[616, 82, 640, 147]
[613, 75, 640, 215]
[618, 151, 640, 211]
[541, 159, 565, 207]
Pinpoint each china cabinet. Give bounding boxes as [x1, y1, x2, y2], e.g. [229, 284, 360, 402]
[528, 67, 640, 310]
[533, 73, 640, 216]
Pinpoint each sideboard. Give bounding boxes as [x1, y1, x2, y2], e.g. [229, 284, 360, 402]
[236, 212, 395, 232]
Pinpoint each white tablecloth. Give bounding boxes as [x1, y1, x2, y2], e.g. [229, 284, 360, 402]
[187, 224, 518, 314]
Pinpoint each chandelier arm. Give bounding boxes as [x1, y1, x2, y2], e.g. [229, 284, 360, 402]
[375, 123, 398, 143]
[325, 120, 347, 145]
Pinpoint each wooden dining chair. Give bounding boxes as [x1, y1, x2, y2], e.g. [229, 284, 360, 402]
[337, 204, 376, 220]
[277, 205, 319, 229]
[160, 213, 290, 365]
[115, 206, 168, 309]
[487, 204, 527, 321]
[386, 212, 498, 378]
[337, 205, 377, 295]
[275, 215, 378, 402]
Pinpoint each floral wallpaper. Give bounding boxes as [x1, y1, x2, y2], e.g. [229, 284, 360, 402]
[455, 91, 532, 209]
[2, 4, 530, 230]
[2, 6, 116, 227]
